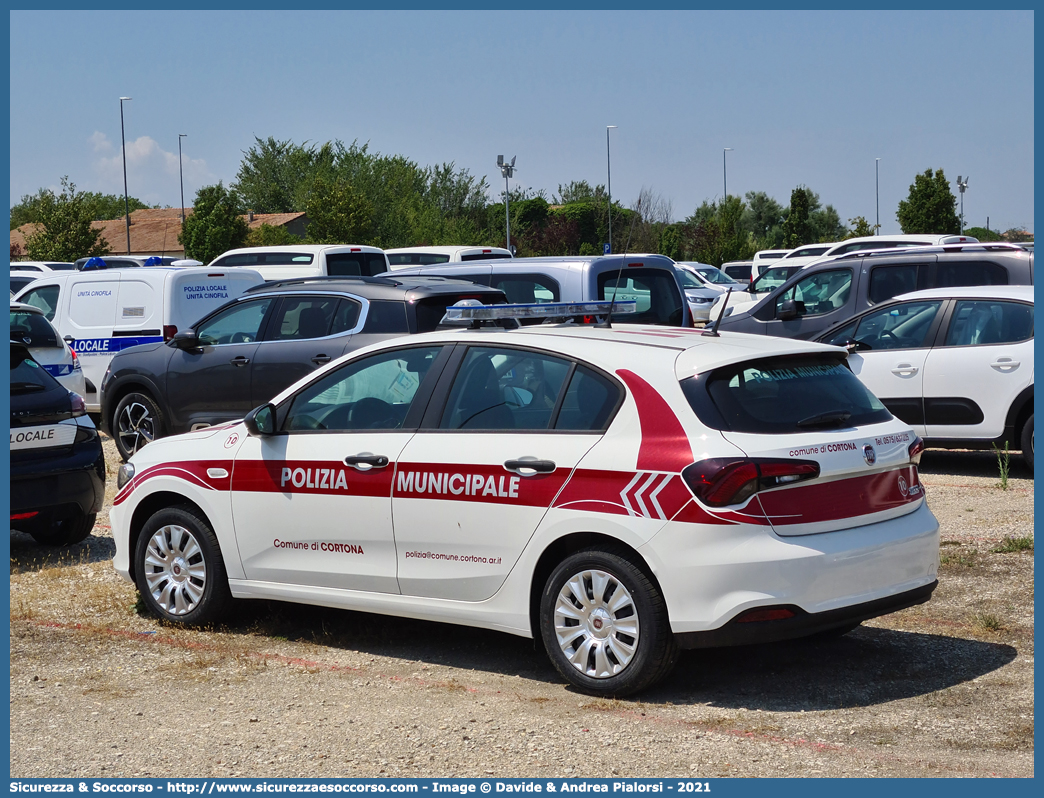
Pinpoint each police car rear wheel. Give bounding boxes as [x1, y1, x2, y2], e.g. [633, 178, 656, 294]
[135, 505, 232, 626]
[540, 547, 678, 696]
[115, 391, 166, 462]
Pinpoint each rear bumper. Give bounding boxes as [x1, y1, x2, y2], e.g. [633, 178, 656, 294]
[10, 440, 106, 520]
[675, 580, 937, 649]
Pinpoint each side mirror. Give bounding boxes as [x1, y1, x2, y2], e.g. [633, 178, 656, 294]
[844, 338, 870, 352]
[778, 299, 804, 321]
[244, 403, 277, 436]
[172, 329, 201, 350]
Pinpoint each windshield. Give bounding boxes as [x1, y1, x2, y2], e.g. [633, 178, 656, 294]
[750, 266, 802, 293]
[676, 270, 703, 289]
[694, 267, 734, 285]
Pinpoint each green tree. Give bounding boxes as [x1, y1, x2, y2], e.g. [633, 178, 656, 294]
[896, 168, 960, 234]
[847, 216, 877, 237]
[303, 175, 374, 244]
[178, 182, 249, 263]
[22, 177, 111, 261]
[233, 137, 332, 214]
[244, 223, 302, 247]
[782, 187, 816, 248]
[959, 226, 1003, 242]
[741, 190, 786, 247]
[12, 187, 151, 229]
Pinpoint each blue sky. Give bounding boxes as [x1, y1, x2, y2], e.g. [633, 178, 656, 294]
[8, 9, 1035, 234]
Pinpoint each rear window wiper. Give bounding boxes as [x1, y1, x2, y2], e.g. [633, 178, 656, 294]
[796, 409, 852, 428]
[10, 382, 47, 394]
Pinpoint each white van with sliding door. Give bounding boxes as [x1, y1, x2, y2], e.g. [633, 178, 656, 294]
[385, 245, 512, 269]
[13, 267, 264, 413]
[208, 244, 389, 281]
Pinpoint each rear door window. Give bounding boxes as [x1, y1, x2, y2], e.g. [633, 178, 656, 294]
[868, 264, 921, 303]
[267, 296, 341, 341]
[943, 300, 1034, 347]
[682, 353, 891, 433]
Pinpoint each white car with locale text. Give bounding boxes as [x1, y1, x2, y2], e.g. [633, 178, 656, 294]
[111, 300, 939, 696]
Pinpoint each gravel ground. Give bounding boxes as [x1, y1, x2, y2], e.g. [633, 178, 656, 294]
[9, 438, 1033, 779]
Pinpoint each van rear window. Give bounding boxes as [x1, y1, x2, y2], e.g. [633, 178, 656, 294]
[388, 253, 451, 266]
[681, 353, 891, 433]
[326, 253, 388, 277]
[597, 268, 684, 326]
[214, 253, 315, 267]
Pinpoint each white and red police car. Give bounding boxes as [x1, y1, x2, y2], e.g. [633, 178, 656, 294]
[111, 301, 939, 696]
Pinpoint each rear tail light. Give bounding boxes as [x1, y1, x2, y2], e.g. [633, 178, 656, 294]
[70, 349, 81, 370]
[908, 436, 925, 465]
[163, 325, 178, 341]
[69, 392, 87, 417]
[10, 511, 39, 521]
[682, 457, 820, 507]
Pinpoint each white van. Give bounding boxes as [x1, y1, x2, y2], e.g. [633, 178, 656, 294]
[13, 266, 265, 412]
[384, 245, 512, 269]
[208, 244, 389, 281]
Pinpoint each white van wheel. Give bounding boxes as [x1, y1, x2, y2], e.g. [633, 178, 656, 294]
[114, 391, 165, 461]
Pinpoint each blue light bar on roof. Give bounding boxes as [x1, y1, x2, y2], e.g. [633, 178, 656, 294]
[442, 300, 637, 322]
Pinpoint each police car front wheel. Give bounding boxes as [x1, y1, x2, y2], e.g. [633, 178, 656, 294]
[540, 547, 678, 696]
[134, 505, 232, 626]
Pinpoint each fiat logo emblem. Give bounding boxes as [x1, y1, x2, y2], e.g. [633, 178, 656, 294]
[863, 445, 877, 466]
[592, 618, 603, 630]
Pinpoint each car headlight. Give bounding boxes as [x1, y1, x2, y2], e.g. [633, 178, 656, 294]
[117, 462, 135, 489]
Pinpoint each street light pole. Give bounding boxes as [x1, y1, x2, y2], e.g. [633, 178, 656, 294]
[606, 125, 617, 253]
[497, 155, 516, 253]
[119, 97, 132, 254]
[875, 158, 880, 235]
[178, 134, 187, 224]
[956, 176, 969, 234]
[723, 148, 733, 200]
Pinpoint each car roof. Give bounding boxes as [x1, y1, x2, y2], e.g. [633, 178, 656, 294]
[892, 285, 1035, 303]
[214, 244, 384, 257]
[385, 245, 511, 255]
[242, 274, 506, 301]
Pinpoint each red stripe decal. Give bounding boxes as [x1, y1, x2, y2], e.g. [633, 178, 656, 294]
[231, 460, 394, 498]
[615, 369, 693, 472]
[113, 460, 233, 505]
[756, 466, 923, 526]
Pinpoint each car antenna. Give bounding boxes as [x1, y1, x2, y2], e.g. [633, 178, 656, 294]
[597, 197, 642, 329]
[702, 286, 733, 337]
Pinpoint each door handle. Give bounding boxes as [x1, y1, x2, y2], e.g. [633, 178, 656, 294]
[504, 458, 556, 475]
[344, 453, 389, 470]
[891, 363, 918, 376]
[991, 358, 1020, 371]
[311, 354, 332, 365]
[230, 356, 251, 366]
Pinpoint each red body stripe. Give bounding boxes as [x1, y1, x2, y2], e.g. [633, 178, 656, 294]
[756, 466, 923, 526]
[615, 369, 694, 472]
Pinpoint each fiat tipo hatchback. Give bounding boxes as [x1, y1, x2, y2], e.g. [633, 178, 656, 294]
[111, 302, 939, 695]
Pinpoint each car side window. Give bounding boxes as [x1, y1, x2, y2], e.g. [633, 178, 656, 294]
[18, 285, 60, 321]
[834, 301, 942, 351]
[933, 260, 1008, 289]
[490, 274, 560, 304]
[943, 300, 1034, 347]
[555, 366, 620, 431]
[440, 347, 571, 431]
[283, 346, 442, 432]
[267, 296, 341, 341]
[195, 298, 274, 346]
[776, 269, 852, 317]
[868, 264, 920, 304]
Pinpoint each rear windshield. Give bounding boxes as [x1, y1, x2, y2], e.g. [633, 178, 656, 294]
[411, 293, 506, 333]
[10, 348, 61, 394]
[325, 253, 388, 277]
[388, 253, 451, 266]
[682, 353, 891, 433]
[10, 310, 59, 347]
[597, 268, 684, 326]
[695, 268, 733, 284]
[461, 252, 510, 261]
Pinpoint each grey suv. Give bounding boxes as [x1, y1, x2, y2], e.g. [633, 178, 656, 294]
[715, 244, 1034, 340]
[100, 275, 507, 460]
